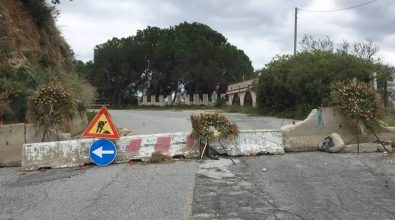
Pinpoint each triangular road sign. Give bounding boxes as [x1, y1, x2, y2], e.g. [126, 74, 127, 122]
[82, 106, 120, 140]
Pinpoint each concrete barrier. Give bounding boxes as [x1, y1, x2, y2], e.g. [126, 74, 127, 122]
[21, 133, 198, 171]
[282, 107, 395, 152]
[210, 129, 284, 156]
[21, 130, 285, 171]
[115, 132, 199, 162]
[0, 112, 88, 167]
[0, 123, 25, 167]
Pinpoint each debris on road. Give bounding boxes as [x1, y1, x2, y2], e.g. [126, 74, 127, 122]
[196, 158, 239, 179]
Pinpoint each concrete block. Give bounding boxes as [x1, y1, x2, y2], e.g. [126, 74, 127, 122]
[158, 95, 164, 106]
[210, 129, 284, 156]
[25, 125, 71, 143]
[115, 132, 199, 160]
[21, 129, 285, 171]
[281, 107, 395, 152]
[203, 94, 209, 105]
[185, 94, 190, 105]
[319, 133, 345, 153]
[212, 93, 218, 102]
[0, 122, 76, 167]
[21, 133, 200, 171]
[142, 96, 147, 104]
[193, 94, 200, 105]
[57, 112, 88, 136]
[376, 140, 392, 152]
[22, 139, 93, 171]
[0, 123, 25, 167]
[339, 143, 378, 153]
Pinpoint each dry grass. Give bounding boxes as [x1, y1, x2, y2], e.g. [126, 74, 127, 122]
[148, 151, 172, 163]
[381, 113, 395, 127]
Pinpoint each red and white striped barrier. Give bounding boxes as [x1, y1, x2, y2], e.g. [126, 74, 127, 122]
[21, 132, 198, 171]
[116, 132, 198, 160]
[21, 130, 284, 171]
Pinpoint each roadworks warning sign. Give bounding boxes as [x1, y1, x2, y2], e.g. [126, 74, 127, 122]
[82, 106, 120, 140]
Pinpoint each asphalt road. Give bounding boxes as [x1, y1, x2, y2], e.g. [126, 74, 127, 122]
[109, 109, 292, 135]
[1, 111, 394, 220]
[0, 161, 196, 220]
[1, 153, 395, 219]
[193, 152, 395, 220]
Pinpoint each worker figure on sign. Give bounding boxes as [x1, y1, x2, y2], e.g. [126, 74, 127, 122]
[96, 121, 107, 133]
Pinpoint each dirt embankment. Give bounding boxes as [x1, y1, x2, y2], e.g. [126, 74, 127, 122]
[0, 0, 73, 70]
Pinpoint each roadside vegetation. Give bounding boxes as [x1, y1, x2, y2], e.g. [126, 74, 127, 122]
[256, 36, 394, 119]
[148, 151, 172, 163]
[2, 1, 395, 127]
[190, 112, 239, 159]
[381, 113, 395, 127]
[0, 0, 95, 125]
[331, 79, 383, 133]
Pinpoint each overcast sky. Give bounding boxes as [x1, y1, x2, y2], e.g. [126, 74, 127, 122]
[55, 0, 395, 70]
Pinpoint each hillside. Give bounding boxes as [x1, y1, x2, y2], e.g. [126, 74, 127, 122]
[0, 0, 94, 123]
[0, 0, 73, 70]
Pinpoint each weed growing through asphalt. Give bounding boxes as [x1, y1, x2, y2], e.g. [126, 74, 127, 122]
[148, 151, 172, 163]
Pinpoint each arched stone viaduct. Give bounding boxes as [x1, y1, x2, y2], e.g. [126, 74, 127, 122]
[226, 79, 257, 107]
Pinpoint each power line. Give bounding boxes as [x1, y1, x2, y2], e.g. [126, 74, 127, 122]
[293, 0, 378, 54]
[299, 0, 378, 13]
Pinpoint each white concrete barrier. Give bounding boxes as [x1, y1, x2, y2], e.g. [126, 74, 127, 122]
[210, 129, 284, 156]
[21, 130, 285, 171]
[282, 107, 395, 152]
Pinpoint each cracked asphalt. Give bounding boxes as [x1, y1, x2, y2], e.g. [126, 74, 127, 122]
[1, 153, 394, 220]
[193, 153, 395, 220]
[0, 161, 196, 220]
[1, 110, 394, 219]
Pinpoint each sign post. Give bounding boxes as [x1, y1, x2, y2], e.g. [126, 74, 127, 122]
[82, 106, 120, 166]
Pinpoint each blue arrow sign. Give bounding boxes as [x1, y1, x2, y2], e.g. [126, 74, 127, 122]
[89, 139, 117, 166]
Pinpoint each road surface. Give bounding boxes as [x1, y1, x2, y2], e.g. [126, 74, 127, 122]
[193, 152, 395, 219]
[0, 161, 196, 220]
[109, 109, 292, 134]
[1, 110, 394, 220]
[1, 153, 394, 220]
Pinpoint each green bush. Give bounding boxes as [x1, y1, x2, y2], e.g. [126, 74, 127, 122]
[0, 67, 46, 122]
[0, 90, 9, 117]
[381, 113, 395, 127]
[257, 51, 374, 118]
[214, 97, 227, 107]
[22, 0, 55, 28]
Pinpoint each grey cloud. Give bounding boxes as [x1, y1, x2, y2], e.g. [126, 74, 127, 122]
[56, 0, 395, 69]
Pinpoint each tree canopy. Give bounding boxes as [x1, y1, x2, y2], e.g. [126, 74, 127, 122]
[257, 51, 378, 118]
[256, 36, 393, 118]
[80, 22, 254, 106]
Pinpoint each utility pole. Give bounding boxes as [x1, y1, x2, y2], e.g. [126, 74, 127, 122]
[294, 7, 298, 55]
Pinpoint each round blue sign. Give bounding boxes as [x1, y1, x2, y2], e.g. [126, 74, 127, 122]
[89, 139, 117, 166]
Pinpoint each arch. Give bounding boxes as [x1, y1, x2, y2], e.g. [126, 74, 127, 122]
[243, 91, 253, 106]
[232, 93, 240, 106]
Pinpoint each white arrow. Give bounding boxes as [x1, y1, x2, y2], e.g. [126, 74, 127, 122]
[92, 146, 114, 158]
